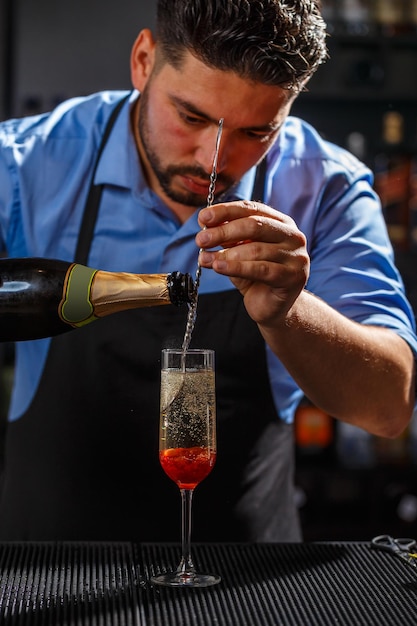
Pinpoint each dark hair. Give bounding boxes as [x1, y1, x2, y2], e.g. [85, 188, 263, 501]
[155, 0, 328, 93]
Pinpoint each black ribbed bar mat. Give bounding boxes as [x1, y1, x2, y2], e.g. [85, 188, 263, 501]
[140, 542, 417, 626]
[1, 542, 417, 625]
[0, 542, 144, 625]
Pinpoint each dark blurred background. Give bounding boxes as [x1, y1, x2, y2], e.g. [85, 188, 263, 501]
[1, 0, 417, 541]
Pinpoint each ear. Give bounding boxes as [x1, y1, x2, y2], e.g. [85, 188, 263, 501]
[130, 29, 156, 91]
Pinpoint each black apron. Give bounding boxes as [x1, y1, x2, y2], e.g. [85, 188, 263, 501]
[0, 98, 301, 542]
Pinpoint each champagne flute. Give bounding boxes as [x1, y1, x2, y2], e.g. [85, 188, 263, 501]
[151, 348, 221, 587]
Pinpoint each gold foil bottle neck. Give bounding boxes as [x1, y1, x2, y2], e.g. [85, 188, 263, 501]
[91, 271, 170, 318]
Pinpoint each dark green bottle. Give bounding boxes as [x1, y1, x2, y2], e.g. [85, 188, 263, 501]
[0, 258, 194, 341]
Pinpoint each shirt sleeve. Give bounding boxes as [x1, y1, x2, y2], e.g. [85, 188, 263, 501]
[305, 158, 417, 356]
[265, 140, 417, 423]
[267, 118, 417, 358]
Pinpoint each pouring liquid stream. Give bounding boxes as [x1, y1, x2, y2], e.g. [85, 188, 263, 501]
[162, 119, 224, 417]
[181, 118, 224, 366]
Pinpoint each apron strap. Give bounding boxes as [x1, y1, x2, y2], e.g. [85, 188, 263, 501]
[74, 93, 131, 265]
[251, 157, 267, 202]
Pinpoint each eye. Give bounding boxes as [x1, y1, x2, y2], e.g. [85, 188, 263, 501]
[244, 130, 274, 142]
[179, 110, 205, 125]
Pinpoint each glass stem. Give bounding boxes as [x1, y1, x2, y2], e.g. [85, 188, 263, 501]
[177, 488, 195, 577]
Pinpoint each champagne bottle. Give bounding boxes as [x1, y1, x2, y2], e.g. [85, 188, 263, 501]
[0, 258, 194, 341]
[340, 0, 372, 36]
[372, 0, 409, 36]
[374, 111, 411, 251]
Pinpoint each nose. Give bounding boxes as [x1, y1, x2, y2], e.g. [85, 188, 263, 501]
[195, 123, 227, 174]
[213, 118, 225, 170]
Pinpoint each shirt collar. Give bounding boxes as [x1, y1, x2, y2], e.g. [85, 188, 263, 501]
[222, 167, 257, 202]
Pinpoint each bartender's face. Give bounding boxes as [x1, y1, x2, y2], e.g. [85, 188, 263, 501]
[130, 30, 294, 220]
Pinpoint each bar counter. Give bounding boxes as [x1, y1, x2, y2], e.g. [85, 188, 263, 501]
[0, 541, 415, 625]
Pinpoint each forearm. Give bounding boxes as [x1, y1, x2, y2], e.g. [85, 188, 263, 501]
[259, 289, 416, 438]
[195, 200, 416, 436]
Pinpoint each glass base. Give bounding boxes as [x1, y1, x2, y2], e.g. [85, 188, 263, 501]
[151, 570, 221, 588]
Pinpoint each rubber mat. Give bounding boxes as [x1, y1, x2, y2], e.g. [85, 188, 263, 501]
[1, 542, 416, 625]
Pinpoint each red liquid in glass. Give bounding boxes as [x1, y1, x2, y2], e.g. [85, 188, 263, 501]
[160, 447, 216, 489]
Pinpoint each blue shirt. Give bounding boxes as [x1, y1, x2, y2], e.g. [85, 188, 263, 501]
[1, 90, 416, 422]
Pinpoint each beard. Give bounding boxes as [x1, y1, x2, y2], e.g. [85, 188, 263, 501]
[137, 89, 234, 208]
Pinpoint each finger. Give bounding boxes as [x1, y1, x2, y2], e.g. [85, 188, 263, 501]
[200, 241, 288, 264]
[196, 215, 301, 250]
[199, 245, 309, 286]
[198, 200, 293, 228]
[211, 256, 308, 290]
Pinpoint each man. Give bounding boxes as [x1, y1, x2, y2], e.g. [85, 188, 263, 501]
[0, 0, 415, 542]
